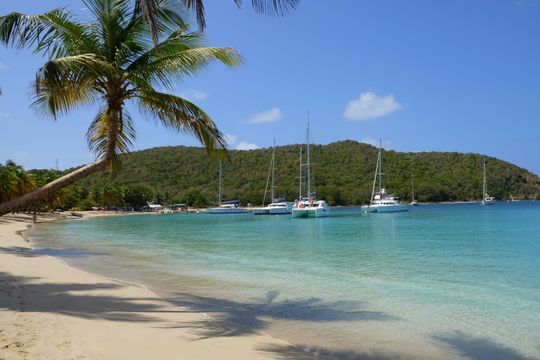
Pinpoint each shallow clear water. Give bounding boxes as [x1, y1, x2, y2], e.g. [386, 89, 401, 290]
[29, 203, 540, 359]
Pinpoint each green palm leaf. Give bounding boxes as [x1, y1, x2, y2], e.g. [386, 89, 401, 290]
[138, 90, 228, 159]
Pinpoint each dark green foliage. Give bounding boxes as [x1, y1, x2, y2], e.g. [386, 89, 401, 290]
[73, 140, 540, 205]
[3, 141, 540, 211]
[0, 160, 35, 203]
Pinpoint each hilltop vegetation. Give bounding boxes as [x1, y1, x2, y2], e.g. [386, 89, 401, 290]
[3, 140, 539, 211]
[71, 140, 540, 207]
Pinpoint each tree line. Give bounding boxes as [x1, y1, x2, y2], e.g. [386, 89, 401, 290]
[78, 141, 540, 206]
[3, 140, 538, 211]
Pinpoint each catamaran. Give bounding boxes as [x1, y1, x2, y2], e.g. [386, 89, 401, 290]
[207, 161, 248, 214]
[292, 115, 330, 218]
[362, 140, 408, 213]
[481, 160, 496, 205]
[252, 140, 293, 215]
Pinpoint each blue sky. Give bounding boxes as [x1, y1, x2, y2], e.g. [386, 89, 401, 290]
[1, 0, 539, 174]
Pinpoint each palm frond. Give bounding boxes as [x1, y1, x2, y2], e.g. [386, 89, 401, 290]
[31, 54, 115, 118]
[244, 0, 300, 17]
[137, 90, 228, 159]
[0, 9, 98, 57]
[129, 46, 242, 89]
[185, 0, 299, 30]
[134, 0, 160, 45]
[182, 0, 205, 30]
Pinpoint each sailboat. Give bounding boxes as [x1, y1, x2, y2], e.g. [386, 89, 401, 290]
[207, 161, 248, 214]
[481, 160, 496, 205]
[410, 174, 419, 206]
[292, 114, 330, 218]
[361, 140, 408, 213]
[252, 140, 292, 215]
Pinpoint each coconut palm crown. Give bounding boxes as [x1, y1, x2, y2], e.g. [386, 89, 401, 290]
[0, 0, 242, 215]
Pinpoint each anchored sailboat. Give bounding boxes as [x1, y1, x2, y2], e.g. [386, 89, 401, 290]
[252, 140, 292, 215]
[292, 113, 330, 218]
[207, 161, 248, 214]
[361, 140, 408, 213]
[481, 160, 495, 205]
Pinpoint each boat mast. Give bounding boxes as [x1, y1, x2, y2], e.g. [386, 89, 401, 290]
[218, 161, 222, 206]
[370, 145, 380, 204]
[483, 160, 487, 199]
[299, 147, 303, 199]
[262, 151, 272, 206]
[306, 111, 311, 197]
[271, 139, 276, 202]
[378, 139, 383, 193]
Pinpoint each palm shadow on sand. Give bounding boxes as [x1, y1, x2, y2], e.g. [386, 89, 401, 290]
[432, 331, 538, 360]
[164, 289, 397, 339]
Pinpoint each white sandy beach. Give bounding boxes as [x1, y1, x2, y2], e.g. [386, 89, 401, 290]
[0, 213, 296, 360]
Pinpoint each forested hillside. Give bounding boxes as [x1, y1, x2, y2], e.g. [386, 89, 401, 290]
[74, 140, 540, 206]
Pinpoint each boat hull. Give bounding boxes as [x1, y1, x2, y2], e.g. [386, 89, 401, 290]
[207, 207, 249, 214]
[268, 207, 292, 215]
[292, 207, 330, 218]
[361, 206, 377, 213]
[253, 206, 292, 215]
[252, 208, 270, 215]
[362, 205, 409, 213]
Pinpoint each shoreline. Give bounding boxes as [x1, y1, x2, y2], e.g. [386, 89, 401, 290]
[0, 213, 295, 360]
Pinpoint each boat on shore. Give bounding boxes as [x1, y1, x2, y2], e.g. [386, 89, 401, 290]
[252, 140, 293, 215]
[292, 114, 330, 218]
[207, 162, 248, 214]
[362, 140, 408, 213]
[481, 160, 496, 205]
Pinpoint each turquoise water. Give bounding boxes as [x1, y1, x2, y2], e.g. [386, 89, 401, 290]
[29, 203, 540, 359]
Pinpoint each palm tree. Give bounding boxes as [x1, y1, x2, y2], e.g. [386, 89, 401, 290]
[0, 0, 241, 216]
[0, 161, 35, 203]
[137, 0, 299, 44]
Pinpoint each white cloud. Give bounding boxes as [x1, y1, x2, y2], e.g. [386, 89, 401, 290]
[359, 137, 392, 149]
[0, 111, 10, 118]
[224, 134, 237, 146]
[247, 107, 282, 124]
[344, 92, 401, 121]
[235, 141, 260, 151]
[179, 90, 207, 101]
[0, 62, 6, 70]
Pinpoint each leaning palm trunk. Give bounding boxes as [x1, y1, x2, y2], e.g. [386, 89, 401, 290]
[0, 160, 106, 216]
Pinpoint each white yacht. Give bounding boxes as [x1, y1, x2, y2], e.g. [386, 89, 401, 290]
[252, 140, 293, 215]
[292, 197, 330, 218]
[361, 140, 408, 213]
[481, 160, 496, 205]
[292, 115, 330, 218]
[207, 162, 248, 214]
[207, 200, 248, 214]
[253, 199, 293, 215]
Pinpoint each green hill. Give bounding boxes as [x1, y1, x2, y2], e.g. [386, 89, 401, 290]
[76, 140, 540, 206]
